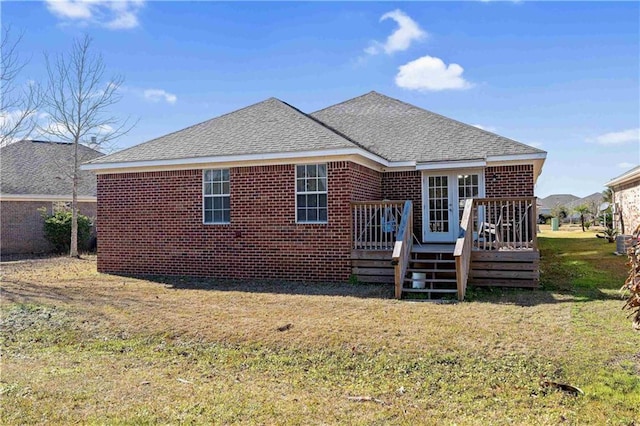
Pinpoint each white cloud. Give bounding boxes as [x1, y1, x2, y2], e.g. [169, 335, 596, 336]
[588, 128, 640, 145]
[0, 109, 32, 128]
[97, 124, 114, 134]
[395, 55, 473, 92]
[618, 162, 637, 169]
[45, 0, 92, 19]
[44, 0, 145, 30]
[39, 120, 69, 137]
[143, 89, 177, 104]
[366, 9, 427, 55]
[472, 124, 497, 133]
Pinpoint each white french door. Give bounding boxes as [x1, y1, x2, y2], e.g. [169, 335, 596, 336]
[422, 170, 484, 243]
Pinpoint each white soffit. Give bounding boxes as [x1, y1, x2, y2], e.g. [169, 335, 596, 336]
[416, 160, 486, 171]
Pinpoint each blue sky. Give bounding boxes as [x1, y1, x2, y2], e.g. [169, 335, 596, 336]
[3, 1, 639, 199]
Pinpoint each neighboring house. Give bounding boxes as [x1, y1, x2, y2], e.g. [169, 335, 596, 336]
[606, 165, 640, 234]
[83, 92, 547, 299]
[1, 140, 103, 254]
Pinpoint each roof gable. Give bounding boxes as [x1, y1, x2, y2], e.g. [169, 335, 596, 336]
[311, 91, 546, 163]
[1, 140, 103, 196]
[89, 98, 360, 165]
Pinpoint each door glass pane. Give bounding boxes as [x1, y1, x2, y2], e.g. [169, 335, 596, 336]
[428, 175, 449, 233]
[458, 174, 480, 219]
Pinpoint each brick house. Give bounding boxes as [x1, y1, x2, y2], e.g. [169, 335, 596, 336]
[606, 165, 640, 235]
[83, 92, 546, 299]
[1, 140, 103, 254]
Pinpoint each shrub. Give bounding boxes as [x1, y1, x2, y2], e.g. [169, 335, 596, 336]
[43, 210, 92, 253]
[600, 227, 618, 243]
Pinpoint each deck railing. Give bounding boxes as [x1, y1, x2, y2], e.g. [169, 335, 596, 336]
[351, 201, 405, 250]
[472, 197, 538, 251]
[391, 200, 413, 299]
[453, 198, 474, 301]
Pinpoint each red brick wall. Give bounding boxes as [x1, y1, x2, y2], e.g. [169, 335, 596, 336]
[97, 161, 380, 281]
[382, 171, 423, 240]
[485, 165, 535, 198]
[350, 163, 382, 201]
[1, 200, 96, 254]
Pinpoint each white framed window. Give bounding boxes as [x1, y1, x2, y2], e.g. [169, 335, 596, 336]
[296, 164, 327, 223]
[203, 169, 230, 224]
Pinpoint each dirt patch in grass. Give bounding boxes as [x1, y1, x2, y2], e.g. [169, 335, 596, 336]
[1, 247, 638, 424]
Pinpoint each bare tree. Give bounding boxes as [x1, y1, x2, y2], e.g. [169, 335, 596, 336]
[1, 26, 40, 146]
[40, 34, 133, 257]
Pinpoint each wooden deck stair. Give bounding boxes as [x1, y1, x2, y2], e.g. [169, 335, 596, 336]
[401, 245, 457, 299]
[351, 244, 460, 299]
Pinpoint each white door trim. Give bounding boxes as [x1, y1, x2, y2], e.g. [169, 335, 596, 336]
[422, 169, 485, 243]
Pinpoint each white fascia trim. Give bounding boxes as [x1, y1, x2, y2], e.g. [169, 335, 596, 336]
[81, 148, 391, 171]
[606, 170, 640, 187]
[486, 152, 547, 163]
[0, 194, 97, 202]
[416, 160, 486, 171]
[605, 166, 640, 187]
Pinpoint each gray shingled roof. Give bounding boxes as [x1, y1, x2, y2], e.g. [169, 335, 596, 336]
[88, 98, 359, 165]
[311, 91, 546, 163]
[1, 140, 103, 196]
[565, 192, 604, 210]
[539, 194, 580, 209]
[87, 92, 545, 166]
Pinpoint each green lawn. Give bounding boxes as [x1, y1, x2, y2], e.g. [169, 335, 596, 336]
[1, 230, 638, 425]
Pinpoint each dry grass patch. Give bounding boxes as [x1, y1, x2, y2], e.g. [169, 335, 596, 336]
[1, 244, 638, 424]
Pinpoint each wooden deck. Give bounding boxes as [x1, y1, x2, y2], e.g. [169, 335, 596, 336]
[351, 244, 539, 289]
[468, 250, 540, 288]
[351, 197, 541, 299]
[351, 249, 394, 283]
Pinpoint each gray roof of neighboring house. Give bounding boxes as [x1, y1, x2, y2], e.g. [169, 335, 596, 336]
[539, 194, 580, 209]
[1, 140, 104, 196]
[310, 91, 546, 163]
[87, 91, 546, 166]
[87, 98, 359, 165]
[565, 192, 604, 210]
